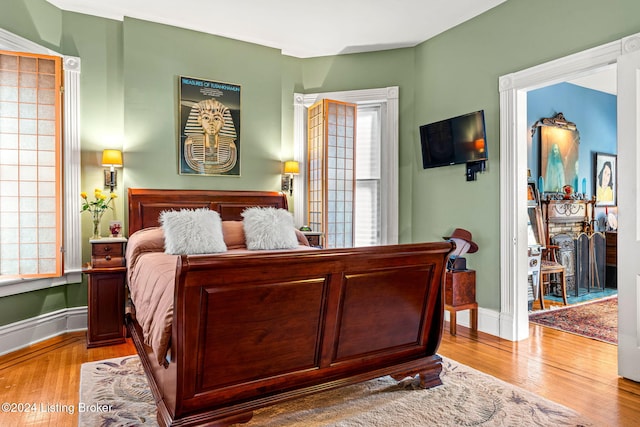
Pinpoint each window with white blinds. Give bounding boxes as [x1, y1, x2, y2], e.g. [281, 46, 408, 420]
[355, 105, 381, 247]
[295, 87, 398, 247]
[0, 50, 62, 278]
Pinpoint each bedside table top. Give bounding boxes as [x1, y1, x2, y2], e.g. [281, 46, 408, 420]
[89, 236, 127, 244]
[83, 264, 127, 273]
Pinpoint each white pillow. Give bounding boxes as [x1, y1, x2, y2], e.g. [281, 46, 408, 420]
[242, 207, 298, 250]
[159, 208, 227, 255]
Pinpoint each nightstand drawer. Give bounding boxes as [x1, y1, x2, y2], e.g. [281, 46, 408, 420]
[91, 242, 125, 267]
[92, 255, 125, 268]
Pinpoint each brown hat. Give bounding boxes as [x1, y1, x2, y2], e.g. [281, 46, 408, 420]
[443, 228, 478, 253]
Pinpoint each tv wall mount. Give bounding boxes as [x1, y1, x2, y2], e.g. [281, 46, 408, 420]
[466, 160, 486, 181]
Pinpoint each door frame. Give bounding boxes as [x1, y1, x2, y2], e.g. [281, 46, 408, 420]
[615, 38, 640, 381]
[498, 32, 640, 342]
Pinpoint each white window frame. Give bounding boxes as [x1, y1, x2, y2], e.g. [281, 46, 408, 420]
[293, 87, 399, 245]
[0, 29, 82, 296]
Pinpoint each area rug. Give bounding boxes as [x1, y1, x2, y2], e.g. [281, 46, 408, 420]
[545, 288, 617, 305]
[529, 296, 617, 344]
[79, 355, 592, 426]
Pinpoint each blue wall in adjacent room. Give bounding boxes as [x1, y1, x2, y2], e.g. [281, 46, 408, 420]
[527, 82, 617, 198]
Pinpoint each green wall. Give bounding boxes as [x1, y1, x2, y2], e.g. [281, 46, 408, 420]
[287, 50, 417, 242]
[121, 18, 284, 192]
[411, 0, 640, 308]
[1, 0, 640, 325]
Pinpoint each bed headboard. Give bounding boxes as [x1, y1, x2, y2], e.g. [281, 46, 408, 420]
[127, 188, 289, 235]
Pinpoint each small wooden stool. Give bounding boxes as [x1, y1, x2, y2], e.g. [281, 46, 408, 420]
[445, 270, 478, 336]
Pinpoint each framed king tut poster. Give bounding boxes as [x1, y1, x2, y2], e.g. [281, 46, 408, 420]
[179, 76, 241, 176]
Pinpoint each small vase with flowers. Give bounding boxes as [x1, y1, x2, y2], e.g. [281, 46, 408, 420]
[81, 189, 117, 239]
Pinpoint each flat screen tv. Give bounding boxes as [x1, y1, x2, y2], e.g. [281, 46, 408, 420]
[419, 110, 488, 169]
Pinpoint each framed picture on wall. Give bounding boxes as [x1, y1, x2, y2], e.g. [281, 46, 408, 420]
[539, 125, 580, 194]
[594, 152, 616, 206]
[178, 76, 241, 176]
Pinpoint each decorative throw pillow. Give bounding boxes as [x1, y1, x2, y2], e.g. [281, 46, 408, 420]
[159, 208, 227, 255]
[241, 207, 298, 250]
[221, 220, 246, 249]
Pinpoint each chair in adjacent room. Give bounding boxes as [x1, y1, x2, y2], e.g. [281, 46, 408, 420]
[528, 206, 568, 310]
[539, 245, 568, 309]
[527, 245, 542, 309]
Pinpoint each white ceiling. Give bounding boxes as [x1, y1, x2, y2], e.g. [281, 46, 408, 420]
[46, 0, 506, 58]
[45, 0, 616, 94]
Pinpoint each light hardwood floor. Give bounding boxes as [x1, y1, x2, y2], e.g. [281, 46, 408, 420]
[0, 325, 638, 426]
[439, 324, 640, 427]
[0, 332, 136, 427]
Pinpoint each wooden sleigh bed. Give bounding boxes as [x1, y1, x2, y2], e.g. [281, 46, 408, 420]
[125, 188, 453, 427]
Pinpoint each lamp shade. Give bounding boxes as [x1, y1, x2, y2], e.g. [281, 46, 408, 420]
[102, 149, 123, 167]
[283, 160, 299, 174]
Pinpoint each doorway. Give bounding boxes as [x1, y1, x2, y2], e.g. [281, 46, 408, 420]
[498, 39, 632, 331]
[500, 32, 640, 381]
[527, 73, 617, 311]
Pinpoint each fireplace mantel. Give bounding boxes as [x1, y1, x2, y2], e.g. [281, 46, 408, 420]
[546, 200, 587, 223]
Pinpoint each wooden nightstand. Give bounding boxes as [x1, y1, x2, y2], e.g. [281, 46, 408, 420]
[444, 269, 478, 336]
[302, 231, 323, 248]
[83, 237, 127, 348]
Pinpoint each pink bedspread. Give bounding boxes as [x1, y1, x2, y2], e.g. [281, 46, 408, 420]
[128, 251, 178, 366]
[126, 226, 314, 366]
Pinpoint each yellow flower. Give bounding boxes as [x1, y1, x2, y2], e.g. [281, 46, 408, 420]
[81, 189, 115, 216]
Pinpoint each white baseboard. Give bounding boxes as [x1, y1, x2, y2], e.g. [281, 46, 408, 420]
[444, 307, 500, 337]
[0, 306, 87, 356]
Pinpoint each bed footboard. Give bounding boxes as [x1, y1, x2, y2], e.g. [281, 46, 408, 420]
[128, 241, 452, 427]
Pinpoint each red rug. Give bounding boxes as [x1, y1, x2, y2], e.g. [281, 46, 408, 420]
[529, 296, 617, 344]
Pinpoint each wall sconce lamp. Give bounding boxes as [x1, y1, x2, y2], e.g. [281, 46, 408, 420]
[102, 149, 123, 192]
[281, 160, 299, 195]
